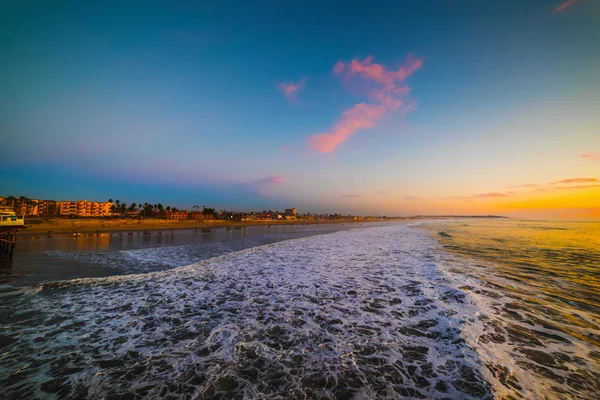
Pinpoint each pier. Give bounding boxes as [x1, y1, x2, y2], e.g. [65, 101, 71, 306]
[0, 206, 25, 258]
[0, 227, 19, 259]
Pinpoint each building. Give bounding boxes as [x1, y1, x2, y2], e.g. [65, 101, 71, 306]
[59, 200, 112, 217]
[285, 208, 297, 217]
[166, 211, 189, 220]
[0, 206, 25, 227]
[38, 200, 59, 216]
[17, 200, 39, 216]
[59, 201, 78, 216]
[0, 198, 61, 217]
[189, 212, 211, 220]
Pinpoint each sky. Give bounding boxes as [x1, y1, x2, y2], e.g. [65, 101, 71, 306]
[1, 0, 599, 219]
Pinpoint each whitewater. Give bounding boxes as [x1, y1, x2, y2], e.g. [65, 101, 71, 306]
[0, 223, 598, 399]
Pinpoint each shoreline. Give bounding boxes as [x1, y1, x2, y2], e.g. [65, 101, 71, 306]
[16, 218, 396, 238]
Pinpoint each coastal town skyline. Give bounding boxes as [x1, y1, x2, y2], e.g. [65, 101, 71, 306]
[2, 1, 599, 220]
[0, 195, 348, 220]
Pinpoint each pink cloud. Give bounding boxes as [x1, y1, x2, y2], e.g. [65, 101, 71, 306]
[580, 153, 600, 161]
[277, 78, 306, 103]
[338, 55, 423, 84]
[550, 178, 598, 185]
[556, 184, 600, 190]
[308, 54, 423, 153]
[553, 0, 578, 13]
[473, 192, 509, 198]
[308, 103, 387, 152]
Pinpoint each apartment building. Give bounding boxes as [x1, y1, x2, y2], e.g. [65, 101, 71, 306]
[59, 200, 112, 217]
[38, 200, 59, 216]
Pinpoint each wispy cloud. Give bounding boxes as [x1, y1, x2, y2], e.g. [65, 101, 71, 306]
[556, 184, 600, 190]
[550, 177, 598, 185]
[341, 194, 360, 199]
[308, 54, 422, 153]
[553, 0, 578, 13]
[450, 192, 510, 200]
[309, 103, 388, 152]
[334, 55, 423, 85]
[507, 183, 540, 189]
[254, 175, 285, 185]
[580, 153, 600, 161]
[472, 192, 509, 198]
[404, 196, 423, 201]
[277, 78, 306, 103]
[251, 175, 285, 195]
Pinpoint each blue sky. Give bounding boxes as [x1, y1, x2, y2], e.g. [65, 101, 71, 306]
[1, 1, 599, 217]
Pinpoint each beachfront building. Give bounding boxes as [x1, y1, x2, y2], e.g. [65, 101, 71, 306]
[59, 200, 112, 217]
[284, 208, 297, 220]
[59, 201, 77, 216]
[0, 197, 62, 216]
[189, 212, 211, 220]
[166, 211, 189, 220]
[0, 206, 25, 227]
[18, 200, 39, 216]
[0, 198, 38, 216]
[38, 200, 59, 216]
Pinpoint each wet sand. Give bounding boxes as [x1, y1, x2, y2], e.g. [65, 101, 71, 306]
[18, 218, 391, 237]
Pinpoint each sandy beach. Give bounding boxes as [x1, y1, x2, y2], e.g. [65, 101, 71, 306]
[17, 218, 390, 237]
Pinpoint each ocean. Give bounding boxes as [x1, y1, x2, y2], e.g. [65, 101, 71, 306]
[0, 220, 598, 399]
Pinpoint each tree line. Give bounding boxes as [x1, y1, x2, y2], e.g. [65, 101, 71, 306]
[108, 199, 216, 218]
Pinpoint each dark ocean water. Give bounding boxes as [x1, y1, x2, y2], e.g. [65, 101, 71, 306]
[0, 220, 598, 399]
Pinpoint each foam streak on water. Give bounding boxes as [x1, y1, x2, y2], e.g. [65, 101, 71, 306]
[1, 225, 495, 399]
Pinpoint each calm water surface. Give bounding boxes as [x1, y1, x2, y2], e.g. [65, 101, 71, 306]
[0, 220, 598, 399]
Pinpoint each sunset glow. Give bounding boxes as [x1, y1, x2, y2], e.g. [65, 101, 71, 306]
[1, 1, 599, 219]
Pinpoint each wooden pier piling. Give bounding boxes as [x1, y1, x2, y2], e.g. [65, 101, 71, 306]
[0, 228, 19, 259]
